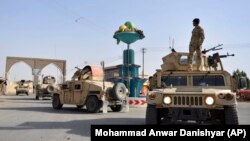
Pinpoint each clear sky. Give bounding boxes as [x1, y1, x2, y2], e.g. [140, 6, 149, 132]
[1, 0, 250, 82]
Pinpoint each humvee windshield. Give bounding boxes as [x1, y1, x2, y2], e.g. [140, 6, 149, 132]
[43, 77, 56, 84]
[162, 76, 187, 86]
[161, 75, 225, 87]
[193, 75, 225, 86]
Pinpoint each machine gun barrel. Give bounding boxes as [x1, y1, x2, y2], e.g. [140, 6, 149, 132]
[219, 53, 235, 58]
[219, 55, 228, 58]
[202, 44, 223, 54]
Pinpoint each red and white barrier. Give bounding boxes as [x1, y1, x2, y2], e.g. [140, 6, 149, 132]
[129, 97, 147, 107]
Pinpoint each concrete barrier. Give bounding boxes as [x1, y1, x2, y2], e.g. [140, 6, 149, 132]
[129, 97, 147, 107]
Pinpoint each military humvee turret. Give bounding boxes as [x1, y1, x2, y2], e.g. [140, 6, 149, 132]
[52, 65, 129, 113]
[146, 46, 245, 124]
[35, 75, 59, 100]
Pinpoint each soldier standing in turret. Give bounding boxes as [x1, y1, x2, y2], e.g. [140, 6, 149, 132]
[188, 18, 205, 71]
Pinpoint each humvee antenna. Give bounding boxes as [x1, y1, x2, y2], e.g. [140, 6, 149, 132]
[169, 37, 176, 53]
[172, 38, 174, 49]
[169, 37, 171, 50]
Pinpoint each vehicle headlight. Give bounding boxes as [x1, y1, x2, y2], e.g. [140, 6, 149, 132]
[224, 93, 234, 100]
[217, 93, 234, 100]
[163, 96, 171, 104]
[205, 96, 214, 105]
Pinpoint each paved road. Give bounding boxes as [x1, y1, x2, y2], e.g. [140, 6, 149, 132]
[0, 95, 250, 141]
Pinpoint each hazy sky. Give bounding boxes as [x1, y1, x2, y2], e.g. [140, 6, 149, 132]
[1, 0, 250, 82]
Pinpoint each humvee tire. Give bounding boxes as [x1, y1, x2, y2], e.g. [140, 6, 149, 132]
[112, 83, 127, 100]
[86, 96, 101, 113]
[52, 94, 63, 109]
[145, 104, 160, 125]
[224, 105, 239, 125]
[110, 105, 123, 112]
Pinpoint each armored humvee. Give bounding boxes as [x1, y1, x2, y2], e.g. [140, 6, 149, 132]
[35, 75, 59, 100]
[146, 47, 245, 125]
[52, 65, 129, 113]
[15, 80, 30, 95]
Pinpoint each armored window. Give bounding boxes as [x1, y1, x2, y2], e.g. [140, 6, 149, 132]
[161, 76, 187, 86]
[62, 84, 68, 89]
[179, 55, 188, 64]
[43, 76, 56, 84]
[75, 84, 81, 90]
[193, 75, 225, 86]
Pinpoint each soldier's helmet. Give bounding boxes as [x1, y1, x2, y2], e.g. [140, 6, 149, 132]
[193, 18, 200, 24]
[143, 81, 150, 87]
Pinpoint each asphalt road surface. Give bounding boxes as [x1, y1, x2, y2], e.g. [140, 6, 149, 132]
[0, 95, 250, 141]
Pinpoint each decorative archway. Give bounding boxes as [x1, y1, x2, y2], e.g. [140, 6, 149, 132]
[5, 56, 66, 86]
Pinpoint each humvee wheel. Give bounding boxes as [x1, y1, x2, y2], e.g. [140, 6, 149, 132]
[110, 105, 123, 112]
[86, 96, 101, 113]
[52, 94, 63, 109]
[76, 105, 84, 109]
[145, 104, 160, 125]
[223, 105, 239, 125]
[112, 83, 127, 100]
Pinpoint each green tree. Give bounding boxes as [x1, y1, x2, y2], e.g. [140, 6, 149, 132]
[232, 69, 250, 89]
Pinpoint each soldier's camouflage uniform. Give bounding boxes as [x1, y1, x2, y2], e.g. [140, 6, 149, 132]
[188, 25, 205, 70]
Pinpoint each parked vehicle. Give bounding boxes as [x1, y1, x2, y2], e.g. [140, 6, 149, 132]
[36, 75, 59, 100]
[146, 46, 244, 125]
[52, 65, 129, 113]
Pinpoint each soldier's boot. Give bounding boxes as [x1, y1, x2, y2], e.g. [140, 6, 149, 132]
[196, 65, 201, 71]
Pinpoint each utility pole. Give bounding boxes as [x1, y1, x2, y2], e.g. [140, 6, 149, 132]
[141, 48, 147, 78]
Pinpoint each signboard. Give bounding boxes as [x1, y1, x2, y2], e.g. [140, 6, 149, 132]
[32, 69, 41, 75]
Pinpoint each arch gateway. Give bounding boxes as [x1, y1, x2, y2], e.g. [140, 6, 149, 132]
[5, 56, 66, 87]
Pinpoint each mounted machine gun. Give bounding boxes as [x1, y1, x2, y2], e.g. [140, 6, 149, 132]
[203, 44, 234, 70]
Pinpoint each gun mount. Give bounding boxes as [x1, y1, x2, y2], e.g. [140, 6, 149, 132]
[72, 65, 104, 81]
[207, 52, 235, 71]
[161, 44, 234, 72]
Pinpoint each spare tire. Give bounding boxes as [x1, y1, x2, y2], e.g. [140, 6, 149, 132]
[47, 85, 54, 93]
[111, 83, 127, 100]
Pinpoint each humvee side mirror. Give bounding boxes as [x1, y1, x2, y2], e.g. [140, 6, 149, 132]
[238, 77, 247, 90]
